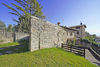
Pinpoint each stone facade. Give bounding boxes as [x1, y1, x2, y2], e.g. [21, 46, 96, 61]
[69, 23, 86, 38]
[30, 16, 76, 51]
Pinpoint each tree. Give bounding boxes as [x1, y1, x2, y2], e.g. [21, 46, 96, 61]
[82, 33, 97, 45]
[85, 32, 90, 36]
[92, 34, 96, 38]
[7, 24, 13, 32]
[0, 20, 6, 30]
[2, 0, 45, 33]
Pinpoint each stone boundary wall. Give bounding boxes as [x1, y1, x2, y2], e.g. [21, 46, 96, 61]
[30, 16, 71, 51]
[0, 31, 29, 44]
[16, 32, 29, 40]
[0, 32, 13, 43]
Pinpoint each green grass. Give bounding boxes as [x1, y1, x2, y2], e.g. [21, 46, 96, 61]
[0, 40, 4, 42]
[0, 42, 19, 48]
[0, 48, 98, 67]
[0, 40, 29, 54]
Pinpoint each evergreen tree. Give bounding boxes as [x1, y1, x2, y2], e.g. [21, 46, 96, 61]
[2, 0, 45, 33]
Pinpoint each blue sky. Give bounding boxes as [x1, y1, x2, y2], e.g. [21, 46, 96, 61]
[0, 0, 100, 36]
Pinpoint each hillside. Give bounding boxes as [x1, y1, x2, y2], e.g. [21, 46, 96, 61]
[0, 47, 97, 67]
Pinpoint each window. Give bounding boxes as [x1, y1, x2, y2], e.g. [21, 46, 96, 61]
[77, 31, 79, 34]
[76, 27, 80, 29]
[70, 32, 73, 36]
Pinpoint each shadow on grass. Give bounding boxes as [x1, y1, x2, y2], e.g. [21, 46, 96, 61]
[0, 40, 29, 56]
[93, 62, 100, 66]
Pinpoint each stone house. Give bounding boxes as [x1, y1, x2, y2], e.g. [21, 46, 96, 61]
[69, 23, 86, 38]
[60, 22, 86, 39]
[61, 26, 77, 40]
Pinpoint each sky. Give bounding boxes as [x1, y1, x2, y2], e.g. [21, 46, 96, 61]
[0, 0, 100, 36]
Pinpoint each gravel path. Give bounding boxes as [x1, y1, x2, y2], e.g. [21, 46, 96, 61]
[85, 49, 100, 66]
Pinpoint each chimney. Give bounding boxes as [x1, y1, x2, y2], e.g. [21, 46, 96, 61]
[80, 22, 82, 25]
[57, 22, 60, 26]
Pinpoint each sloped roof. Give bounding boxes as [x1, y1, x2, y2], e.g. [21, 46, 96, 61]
[69, 24, 86, 28]
[61, 26, 78, 31]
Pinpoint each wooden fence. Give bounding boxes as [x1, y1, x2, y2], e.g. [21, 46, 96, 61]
[91, 44, 100, 55]
[62, 44, 85, 57]
[90, 44, 100, 59]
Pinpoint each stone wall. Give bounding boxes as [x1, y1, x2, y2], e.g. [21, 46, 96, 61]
[0, 32, 13, 43]
[30, 16, 76, 51]
[16, 32, 29, 40]
[0, 31, 29, 44]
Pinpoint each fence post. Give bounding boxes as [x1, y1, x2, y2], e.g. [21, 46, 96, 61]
[61, 43, 63, 48]
[70, 45, 72, 52]
[84, 48, 85, 57]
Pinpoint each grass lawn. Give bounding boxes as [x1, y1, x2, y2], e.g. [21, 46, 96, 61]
[0, 42, 19, 48]
[0, 40, 29, 55]
[0, 47, 98, 67]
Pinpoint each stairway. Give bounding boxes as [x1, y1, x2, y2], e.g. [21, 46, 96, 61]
[85, 49, 100, 66]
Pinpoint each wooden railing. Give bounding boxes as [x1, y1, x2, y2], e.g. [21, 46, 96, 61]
[91, 44, 100, 55]
[62, 44, 85, 57]
[90, 44, 100, 59]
